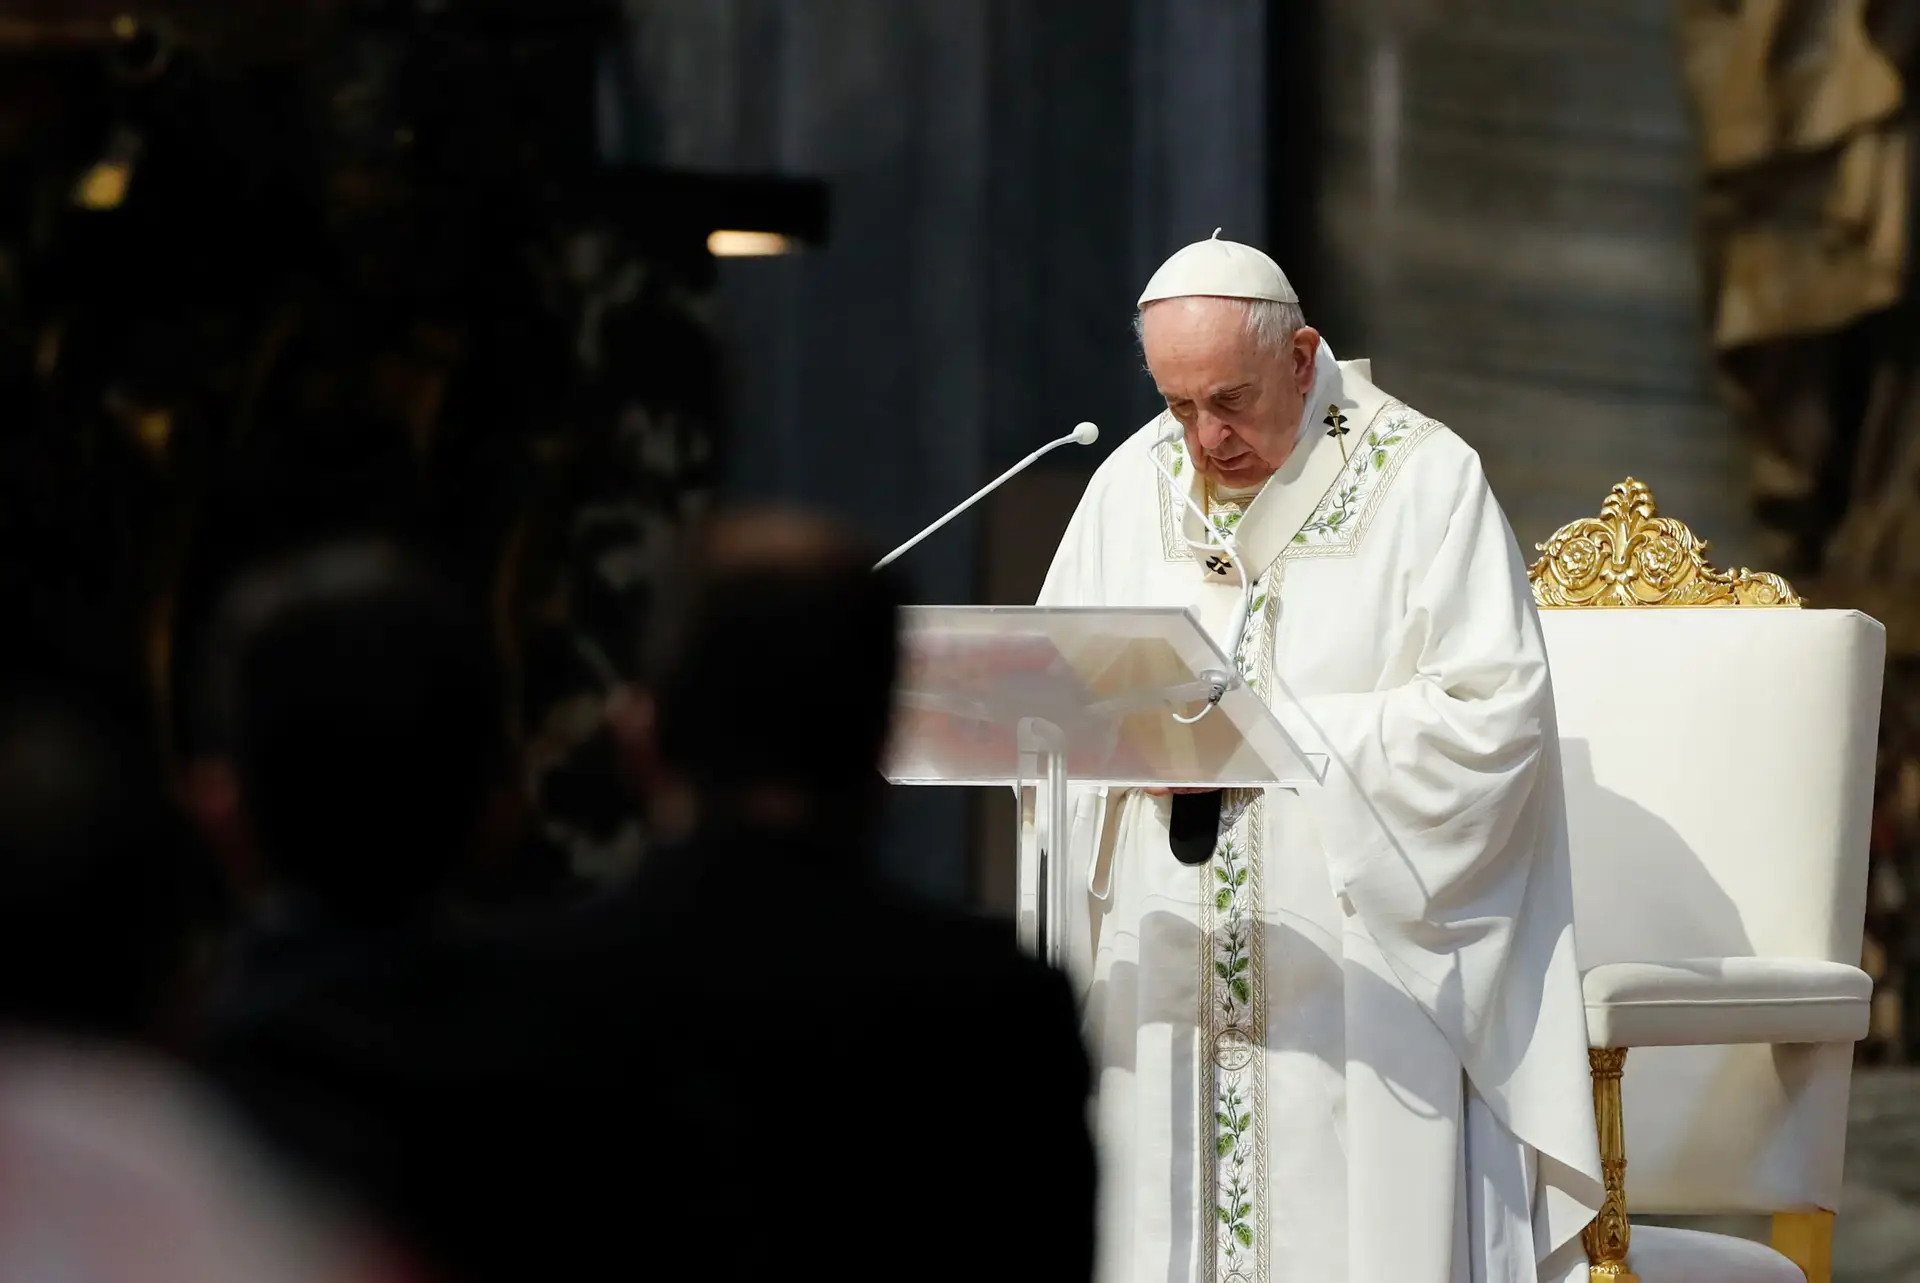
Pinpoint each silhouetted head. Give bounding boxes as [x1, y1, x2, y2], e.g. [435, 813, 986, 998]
[198, 541, 511, 922]
[0, 687, 199, 1041]
[621, 509, 903, 844]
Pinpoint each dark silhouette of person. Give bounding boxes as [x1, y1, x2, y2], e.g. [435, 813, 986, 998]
[0, 684, 399, 1283]
[0, 684, 202, 1045]
[533, 508, 1099, 1282]
[186, 541, 530, 1279]
[193, 518, 1097, 1283]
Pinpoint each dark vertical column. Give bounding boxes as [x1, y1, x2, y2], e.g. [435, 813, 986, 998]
[877, 0, 991, 901]
[619, 0, 991, 901]
[1131, 0, 1267, 282]
[1266, 0, 1323, 301]
[984, 0, 1145, 466]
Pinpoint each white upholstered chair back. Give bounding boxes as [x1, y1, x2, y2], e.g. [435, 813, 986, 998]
[1533, 481, 1884, 1219]
[1544, 607, 1881, 1211]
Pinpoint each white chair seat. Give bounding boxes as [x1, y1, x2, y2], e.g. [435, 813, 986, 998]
[1627, 1225, 1804, 1283]
[1583, 958, 1872, 1048]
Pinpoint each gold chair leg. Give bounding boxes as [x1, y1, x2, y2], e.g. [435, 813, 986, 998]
[1771, 1211, 1834, 1283]
[1583, 1048, 1638, 1283]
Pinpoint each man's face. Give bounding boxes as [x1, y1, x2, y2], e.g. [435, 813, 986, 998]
[1141, 298, 1320, 489]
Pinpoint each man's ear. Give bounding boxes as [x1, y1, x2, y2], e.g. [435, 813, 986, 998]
[605, 686, 661, 794]
[1292, 325, 1322, 392]
[177, 758, 262, 901]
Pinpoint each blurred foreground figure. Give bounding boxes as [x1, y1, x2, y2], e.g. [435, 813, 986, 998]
[1039, 236, 1604, 1282]
[188, 543, 526, 1278]
[189, 541, 515, 931]
[562, 509, 1096, 1281]
[0, 689, 392, 1283]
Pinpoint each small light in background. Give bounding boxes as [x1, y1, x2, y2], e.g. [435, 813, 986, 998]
[74, 163, 131, 210]
[73, 128, 141, 211]
[706, 230, 796, 258]
[131, 409, 172, 458]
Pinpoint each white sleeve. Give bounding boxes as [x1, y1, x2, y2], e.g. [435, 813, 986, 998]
[1278, 446, 1551, 1033]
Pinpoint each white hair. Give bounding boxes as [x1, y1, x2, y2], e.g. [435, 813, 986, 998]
[1133, 297, 1305, 357]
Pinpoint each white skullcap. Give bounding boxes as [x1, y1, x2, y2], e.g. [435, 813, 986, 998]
[1136, 229, 1298, 307]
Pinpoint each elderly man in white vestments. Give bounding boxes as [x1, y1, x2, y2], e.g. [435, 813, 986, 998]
[1038, 234, 1607, 1283]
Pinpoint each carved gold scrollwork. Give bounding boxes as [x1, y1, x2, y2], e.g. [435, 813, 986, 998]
[1529, 479, 1800, 608]
[1583, 1047, 1638, 1283]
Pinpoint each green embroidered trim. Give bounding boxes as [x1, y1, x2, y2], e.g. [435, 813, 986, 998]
[1286, 403, 1441, 556]
[1198, 574, 1279, 1283]
[1157, 436, 1192, 562]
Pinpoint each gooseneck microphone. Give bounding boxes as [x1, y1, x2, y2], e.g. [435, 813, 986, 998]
[873, 422, 1101, 570]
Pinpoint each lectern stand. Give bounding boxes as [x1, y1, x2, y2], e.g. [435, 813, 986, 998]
[884, 606, 1324, 968]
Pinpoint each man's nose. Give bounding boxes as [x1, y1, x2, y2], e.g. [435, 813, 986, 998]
[1195, 413, 1232, 452]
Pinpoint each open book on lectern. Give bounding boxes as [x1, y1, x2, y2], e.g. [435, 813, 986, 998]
[883, 605, 1325, 792]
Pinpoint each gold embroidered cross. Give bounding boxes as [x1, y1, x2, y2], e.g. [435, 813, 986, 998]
[1204, 553, 1233, 576]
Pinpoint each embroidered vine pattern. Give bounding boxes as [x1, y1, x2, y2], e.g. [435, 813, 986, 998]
[1294, 482, 1360, 543]
[1365, 422, 1404, 473]
[1202, 585, 1272, 1282]
[1233, 584, 1267, 674]
[1205, 805, 1265, 1280]
[1289, 406, 1437, 551]
[1212, 839, 1252, 1013]
[1216, 1089, 1258, 1257]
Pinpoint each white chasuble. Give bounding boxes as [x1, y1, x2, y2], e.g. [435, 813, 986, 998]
[1037, 355, 1604, 1283]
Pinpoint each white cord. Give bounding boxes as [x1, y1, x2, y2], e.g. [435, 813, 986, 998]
[1146, 417, 1255, 723]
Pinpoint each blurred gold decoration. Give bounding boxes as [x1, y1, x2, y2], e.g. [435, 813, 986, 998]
[130, 409, 171, 458]
[73, 160, 130, 210]
[1682, 0, 1906, 353]
[1528, 479, 1801, 608]
[72, 128, 141, 211]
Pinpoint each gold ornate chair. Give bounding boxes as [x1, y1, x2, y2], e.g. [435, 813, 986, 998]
[1531, 480, 1885, 1283]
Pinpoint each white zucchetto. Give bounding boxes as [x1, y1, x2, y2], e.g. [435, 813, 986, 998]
[1136, 228, 1298, 307]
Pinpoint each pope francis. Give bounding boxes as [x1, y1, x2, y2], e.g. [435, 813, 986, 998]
[1038, 234, 1607, 1283]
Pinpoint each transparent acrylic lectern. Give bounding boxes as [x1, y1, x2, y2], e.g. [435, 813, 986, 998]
[883, 605, 1324, 968]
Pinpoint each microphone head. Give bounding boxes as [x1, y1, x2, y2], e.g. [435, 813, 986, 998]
[1071, 421, 1100, 445]
[1154, 416, 1183, 446]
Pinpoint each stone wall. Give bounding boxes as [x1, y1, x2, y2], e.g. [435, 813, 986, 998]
[1317, 0, 1757, 561]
